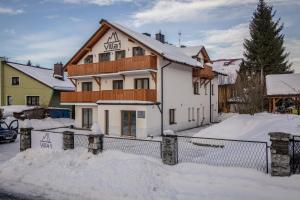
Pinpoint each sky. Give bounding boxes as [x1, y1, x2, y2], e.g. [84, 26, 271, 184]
[0, 0, 299, 72]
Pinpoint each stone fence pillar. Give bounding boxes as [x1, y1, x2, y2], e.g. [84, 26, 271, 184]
[88, 134, 104, 155]
[20, 127, 33, 151]
[63, 131, 74, 150]
[161, 134, 178, 165]
[269, 132, 291, 176]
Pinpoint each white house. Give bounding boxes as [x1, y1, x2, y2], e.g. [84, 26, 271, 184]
[61, 19, 219, 138]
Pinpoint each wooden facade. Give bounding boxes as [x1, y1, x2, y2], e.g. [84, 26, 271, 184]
[61, 89, 157, 103]
[68, 55, 157, 77]
[193, 65, 214, 79]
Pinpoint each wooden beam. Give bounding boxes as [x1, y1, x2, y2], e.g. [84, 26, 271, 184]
[272, 98, 276, 113]
[200, 79, 206, 87]
[93, 77, 101, 90]
[150, 71, 157, 89]
[204, 79, 210, 86]
[69, 78, 77, 87]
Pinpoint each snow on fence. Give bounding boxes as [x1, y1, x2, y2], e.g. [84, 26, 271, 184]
[26, 129, 269, 173]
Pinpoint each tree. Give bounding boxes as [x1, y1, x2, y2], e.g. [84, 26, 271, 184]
[243, 0, 293, 75]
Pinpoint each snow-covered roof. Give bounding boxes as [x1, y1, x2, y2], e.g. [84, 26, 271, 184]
[110, 22, 203, 68]
[179, 45, 204, 57]
[212, 59, 243, 85]
[266, 73, 300, 96]
[6, 62, 75, 91]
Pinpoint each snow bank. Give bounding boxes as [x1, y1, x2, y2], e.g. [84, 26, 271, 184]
[0, 105, 34, 118]
[194, 113, 300, 143]
[0, 149, 299, 200]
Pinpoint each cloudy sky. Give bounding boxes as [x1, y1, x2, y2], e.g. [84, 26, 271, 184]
[0, 0, 299, 72]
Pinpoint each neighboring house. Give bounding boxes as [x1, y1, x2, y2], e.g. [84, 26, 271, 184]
[212, 59, 243, 113]
[266, 73, 300, 113]
[61, 19, 219, 138]
[0, 59, 75, 107]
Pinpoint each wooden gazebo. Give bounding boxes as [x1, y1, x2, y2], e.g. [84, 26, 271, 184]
[266, 73, 300, 113]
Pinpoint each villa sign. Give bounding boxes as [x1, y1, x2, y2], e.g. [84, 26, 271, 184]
[104, 32, 121, 52]
[32, 131, 63, 150]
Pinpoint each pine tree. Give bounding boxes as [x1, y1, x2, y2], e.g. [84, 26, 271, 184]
[243, 0, 292, 74]
[27, 60, 32, 66]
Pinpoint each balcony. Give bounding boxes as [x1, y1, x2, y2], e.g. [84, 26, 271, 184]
[61, 89, 157, 103]
[67, 55, 157, 77]
[193, 65, 215, 79]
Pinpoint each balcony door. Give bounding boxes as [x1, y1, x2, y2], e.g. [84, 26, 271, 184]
[121, 111, 136, 137]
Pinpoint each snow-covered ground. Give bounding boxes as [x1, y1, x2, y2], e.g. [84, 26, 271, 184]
[0, 148, 299, 200]
[194, 112, 300, 143]
[0, 117, 74, 165]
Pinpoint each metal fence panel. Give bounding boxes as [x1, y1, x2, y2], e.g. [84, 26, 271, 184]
[103, 136, 161, 159]
[177, 136, 268, 173]
[290, 136, 300, 174]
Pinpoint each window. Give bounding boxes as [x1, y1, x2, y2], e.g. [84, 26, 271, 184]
[82, 108, 93, 129]
[11, 77, 19, 85]
[132, 47, 145, 56]
[135, 78, 149, 89]
[188, 107, 191, 122]
[84, 55, 93, 64]
[194, 82, 199, 94]
[192, 107, 195, 121]
[26, 96, 39, 106]
[113, 80, 123, 89]
[82, 82, 93, 91]
[205, 85, 208, 95]
[99, 52, 110, 62]
[7, 96, 12, 105]
[211, 84, 214, 96]
[115, 50, 125, 60]
[169, 109, 175, 125]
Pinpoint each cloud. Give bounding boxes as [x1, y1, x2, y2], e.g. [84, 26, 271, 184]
[11, 31, 82, 66]
[46, 14, 60, 19]
[3, 29, 16, 35]
[63, 0, 133, 6]
[0, 6, 24, 15]
[132, 0, 300, 26]
[286, 38, 300, 72]
[186, 23, 249, 59]
[69, 16, 83, 22]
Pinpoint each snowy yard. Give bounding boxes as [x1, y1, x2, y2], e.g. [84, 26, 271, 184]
[0, 148, 299, 200]
[194, 112, 300, 143]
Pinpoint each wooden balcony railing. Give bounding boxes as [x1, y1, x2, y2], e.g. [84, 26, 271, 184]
[67, 55, 157, 76]
[193, 65, 215, 79]
[61, 89, 157, 103]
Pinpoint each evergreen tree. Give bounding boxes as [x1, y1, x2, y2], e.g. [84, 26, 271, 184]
[243, 0, 292, 74]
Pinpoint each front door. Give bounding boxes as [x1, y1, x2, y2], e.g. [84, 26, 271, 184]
[121, 111, 136, 137]
[82, 108, 92, 129]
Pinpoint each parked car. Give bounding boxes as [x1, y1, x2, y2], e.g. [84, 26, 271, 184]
[0, 120, 18, 143]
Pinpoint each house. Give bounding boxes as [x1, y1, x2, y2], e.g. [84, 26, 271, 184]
[61, 19, 219, 138]
[266, 73, 300, 114]
[0, 59, 75, 108]
[212, 59, 243, 112]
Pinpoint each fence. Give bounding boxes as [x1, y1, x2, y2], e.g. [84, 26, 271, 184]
[290, 136, 300, 174]
[74, 134, 161, 159]
[177, 136, 269, 173]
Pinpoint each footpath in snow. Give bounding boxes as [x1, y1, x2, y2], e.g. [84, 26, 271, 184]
[0, 148, 300, 200]
[194, 112, 300, 143]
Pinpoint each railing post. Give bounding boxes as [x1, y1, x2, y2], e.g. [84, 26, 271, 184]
[63, 131, 74, 150]
[20, 119, 33, 152]
[88, 122, 104, 155]
[269, 132, 291, 176]
[161, 130, 178, 165]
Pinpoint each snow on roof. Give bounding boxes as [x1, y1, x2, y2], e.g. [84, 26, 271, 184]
[266, 73, 300, 96]
[179, 45, 204, 57]
[6, 62, 75, 91]
[110, 22, 203, 68]
[212, 59, 243, 85]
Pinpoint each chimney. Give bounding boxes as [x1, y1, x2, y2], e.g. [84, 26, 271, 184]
[53, 62, 64, 80]
[143, 32, 151, 37]
[155, 31, 165, 43]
